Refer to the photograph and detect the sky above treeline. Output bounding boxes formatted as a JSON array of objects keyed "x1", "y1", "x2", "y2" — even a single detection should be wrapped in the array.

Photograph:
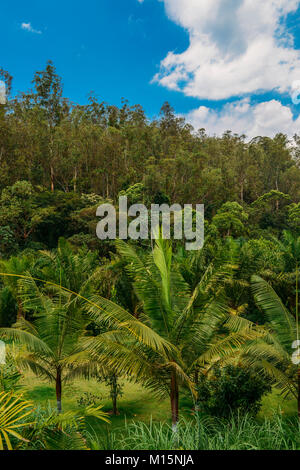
[{"x1": 2, "y1": 0, "x2": 300, "y2": 138}]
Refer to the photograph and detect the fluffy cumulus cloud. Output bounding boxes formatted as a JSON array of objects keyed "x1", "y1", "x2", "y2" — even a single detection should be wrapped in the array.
[
  {"x1": 21, "y1": 22, "x2": 42, "y2": 34},
  {"x1": 154, "y1": 0, "x2": 300, "y2": 100},
  {"x1": 185, "y1": 99, "x2": 300, "y2": 138},
  {"x1": 150, "y1": 0, "x2": 300, "y2": 136}
]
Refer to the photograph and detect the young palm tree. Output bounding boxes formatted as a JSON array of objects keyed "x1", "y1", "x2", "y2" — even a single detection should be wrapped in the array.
[
  {"x1": 244, "y1": 275, "x2": 300, "y2": 417},
  {"x1": 279, "y1": 232, "x2": 300, "y2": 338},
  {"x1": 0, "y1": 277, "x2": 88, "y2": 412},
  {"x1": 36, "y1": 237, "x2": 99, "y2": 295},
  {"x1": 0, "y1": 240, "x2": 100, "y2": 412},
  {"x1": 0, "y1": 253, "x2": 37, "y2": 319}
]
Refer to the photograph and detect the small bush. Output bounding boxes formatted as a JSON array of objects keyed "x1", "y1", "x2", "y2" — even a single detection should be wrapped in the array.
[
  {"x1": 196, "y1": 365, "x2": 272, "y2": 418},
  {"x1": 77, "y1": 392, "x2": 104, "y2": 407}
]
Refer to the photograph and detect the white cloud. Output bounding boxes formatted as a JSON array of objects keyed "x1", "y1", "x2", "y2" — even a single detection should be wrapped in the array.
[
  {"x1": 21, "y1": 22, "x2": 42, "y2": 34},
  {"x1": 185, "y1": 99, "x2": 300, "y2": 138},
  {"x1": 154, "y1": 0, "x2": 300, "y2": 100}
]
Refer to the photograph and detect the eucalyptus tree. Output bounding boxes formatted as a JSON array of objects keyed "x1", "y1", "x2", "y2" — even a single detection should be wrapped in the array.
[{"x1": 32, "y1": 61, "x2": 69, "y2": 191}]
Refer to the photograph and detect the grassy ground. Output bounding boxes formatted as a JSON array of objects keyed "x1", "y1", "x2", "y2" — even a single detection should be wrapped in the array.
[
  {"x1": 21, "y1": 371, "x2": 297, "y2": 432},
  {"x1": 258, "y1": 388, "x2": 297, "y2": 419},
  {"x1": 21, "y1": 372, "x2": 172, "y2": 428}
]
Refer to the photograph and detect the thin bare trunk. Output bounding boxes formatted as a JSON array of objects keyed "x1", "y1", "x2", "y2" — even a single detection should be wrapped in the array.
[
  {"x1": 73, "y1": 166, "x2": 77, "y2": 192},
  {"x1": 50, "y1": 165, "x2": 54, "y2": 192},
  {"x1": 240, "y1": 182, "x2": 244, "y2": 203}
]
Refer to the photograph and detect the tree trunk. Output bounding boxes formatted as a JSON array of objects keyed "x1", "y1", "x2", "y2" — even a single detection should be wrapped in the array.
[
  {"x1": 50, "y1": 165, "x2": 55, "y2": 192},
  {"x1": 73, "y1": 166, "x2": 77, "y2": 192},
  {"x1": 240, "y1": 182, "x2": 244, "y2": 203},
  {"x1": 112, "y1": 393, "x2": 117, "y2": 416},
  {"x1": 170, "y1": 369, "x2": 179, "y2": 428},
  {"x1": 111, "y1": 373, "x2": 118, "y2": 415},
  {"x1": 17, "y1": 300, "x2": 24, "y2": 319},
  {"x1": 56, "y1": 367, "x2": 62, "y2": 413}
]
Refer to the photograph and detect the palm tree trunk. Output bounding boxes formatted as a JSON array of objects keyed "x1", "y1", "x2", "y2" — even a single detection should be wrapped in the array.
[
  {"x1": 111, "y1": 373, "x2": 118, "y2": 416},
  {"x1": 170, "y1": 369, "x2": 179, "y2": 429},
  {"x1": 112, "y1": 394, "x2": 118, "y2": 416},
  {"x1": 56, "y1": 367, "x2": 62, "y2": 413},
  {"x1": 17, "y1": 300, "x2": 24, "y2": 319}
]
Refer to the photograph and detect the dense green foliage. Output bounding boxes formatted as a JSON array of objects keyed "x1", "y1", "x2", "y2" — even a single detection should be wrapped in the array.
[{"x1": 0, "y1": 62, "x2": 299, "y2": 450}]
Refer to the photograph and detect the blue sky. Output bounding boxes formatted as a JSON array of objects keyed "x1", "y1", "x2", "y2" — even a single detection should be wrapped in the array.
[{"x1": 2, "y1": 0, "x2": 300, "y2": 137}]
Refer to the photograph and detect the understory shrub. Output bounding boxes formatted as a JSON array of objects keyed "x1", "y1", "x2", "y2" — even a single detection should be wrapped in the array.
[{"x1": 196, "y1": 365, "x2": 272, "y2": 418}]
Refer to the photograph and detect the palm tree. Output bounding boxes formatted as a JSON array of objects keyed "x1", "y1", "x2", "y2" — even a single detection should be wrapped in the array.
[
  {"x1": 0, "y1": 240, "x2": 100, "y2": 412},
  {"x1": 0, "y1": 253, "x2": 37, "y2": 319},
  {"x1": 245, "y1": 275, "x2": 300, "y2": 417},
  {"x1": 278, "y1": 231, "x2": 300, "y2": 337},
  {"x1": 0, "y1": 277, "x2": 88, "y2": 412},
  {"x1": 83, "y1": 238, "x2": 259, "y2": 426},
  {"x1": 36, "y1": 238, "x2": 99, "y2": 295}
]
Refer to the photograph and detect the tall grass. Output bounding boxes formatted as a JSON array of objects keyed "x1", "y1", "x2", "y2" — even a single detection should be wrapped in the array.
[{"x1": 106, "y1": 413, "x2": 300, "y2": 450}]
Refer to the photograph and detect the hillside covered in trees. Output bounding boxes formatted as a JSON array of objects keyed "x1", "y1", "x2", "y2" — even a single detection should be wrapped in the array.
[
  {"x1": 0, "y1": 62, "x2": 300, "y2": 451},
  {"x1": 0, "y1": 62, "x2": 299, "y2": 257}
]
